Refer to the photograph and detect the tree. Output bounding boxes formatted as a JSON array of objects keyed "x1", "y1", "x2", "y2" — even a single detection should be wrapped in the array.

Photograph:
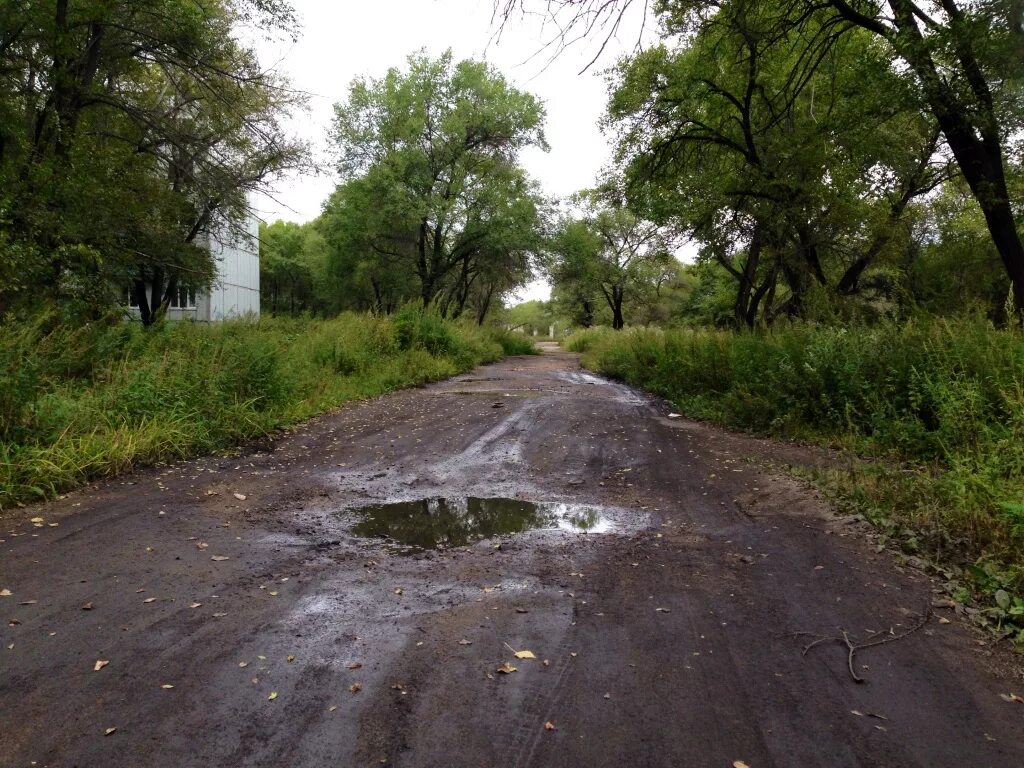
[
  {"x1": 605, "y1": 4, "x2": 951, "y2": 326},
  {"x1": 330, "y1": 50, "x2": 546, "y2": 312},
  {"x1": 549, "y1": 196, "x2": 674, "y2": 329},
  {"x1": 0, "y1": 0, "x2": 306, "y2": 321},
  {"x1": 259, "y1": 220, "x2": 328, "y2": 315},
  {"x1": 497, "y1": 0, "x2": 1024, "y2": 316}
]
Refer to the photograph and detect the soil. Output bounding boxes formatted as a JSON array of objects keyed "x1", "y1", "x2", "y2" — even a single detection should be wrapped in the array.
[{"x1": 2, "y1": 344, "x2": 1023, "y2": 767}]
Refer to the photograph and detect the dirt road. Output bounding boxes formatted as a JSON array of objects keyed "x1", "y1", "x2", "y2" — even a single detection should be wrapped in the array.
[{"x1": 2, "y1": 345, "x2": 1022, "y2": 767}]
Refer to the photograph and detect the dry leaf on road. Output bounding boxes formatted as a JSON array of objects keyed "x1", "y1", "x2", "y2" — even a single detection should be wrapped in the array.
[{"x1": 94, "y1": 660, "x2": 109, "y2": 672}]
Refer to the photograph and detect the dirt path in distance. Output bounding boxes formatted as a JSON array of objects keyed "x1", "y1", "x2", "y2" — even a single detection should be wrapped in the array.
[{"x1": 2, "y1": 344, "x2": 1022, "y2": 767}]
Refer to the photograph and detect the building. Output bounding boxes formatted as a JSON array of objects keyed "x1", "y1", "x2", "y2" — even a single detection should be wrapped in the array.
[{"x1": 130, "y1": 210, "x2": 261, "y2": 321}]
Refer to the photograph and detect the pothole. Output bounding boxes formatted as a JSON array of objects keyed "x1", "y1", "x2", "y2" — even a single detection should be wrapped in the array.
[{"x1": 344, "y1": 497, "x2": 619, "y2": 554}]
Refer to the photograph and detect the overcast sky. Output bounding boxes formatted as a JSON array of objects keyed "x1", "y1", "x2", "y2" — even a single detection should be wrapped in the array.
[{"x1": 246, "y1": 0, "x2": 653, "y2": 302}]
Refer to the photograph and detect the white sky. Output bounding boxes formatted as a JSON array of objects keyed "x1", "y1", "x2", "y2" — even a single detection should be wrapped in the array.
[{"x1": 247, "y1": 0, "x2": 653, "y2": 302}]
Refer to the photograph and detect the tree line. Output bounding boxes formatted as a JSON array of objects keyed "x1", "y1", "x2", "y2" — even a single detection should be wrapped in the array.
[
  {"x1": 2, "y1": 1, "x2": 1020, "y2": 331},
  {"x1": 499, "y1": 0, "x2": 1024, "y2": 328}
]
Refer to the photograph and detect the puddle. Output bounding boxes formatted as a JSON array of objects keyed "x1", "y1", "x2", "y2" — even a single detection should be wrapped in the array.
[{"x1": 347, "y1": 497, "x2": 614, "y2": 553}]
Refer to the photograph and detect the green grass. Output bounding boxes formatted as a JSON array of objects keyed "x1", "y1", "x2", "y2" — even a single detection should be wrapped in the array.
[
  {"x1": 567, "y1": 319, "x2": 1024, "y2": 634},
  {"x1": 0, "y1": 308, "x2": 534, "y2": 510}
]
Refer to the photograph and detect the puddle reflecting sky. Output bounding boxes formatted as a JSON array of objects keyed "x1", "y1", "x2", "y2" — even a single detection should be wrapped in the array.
[{"x1": 347, "y1": 497, "x2": 612, "y2": 553}]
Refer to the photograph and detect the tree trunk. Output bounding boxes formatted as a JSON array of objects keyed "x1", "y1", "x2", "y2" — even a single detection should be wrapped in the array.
[
  {"x1": 580, "y1": 299, "x2": 594, "y2": 328},
  {"x1": 611, "y1": 285, "x2": 625, "y2": 330},
  {"x1": 879, "y1": 0, "x2": 1024, "y2": 316}
]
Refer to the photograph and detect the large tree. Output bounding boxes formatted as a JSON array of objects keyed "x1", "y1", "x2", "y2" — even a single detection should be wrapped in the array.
[
  {"x1": 549, "y1": 196, "x2": 674, "y2": 329},
  {"x1": 607, "y1": 7, "x2": 951, "y2": 325},
  {"x1": 330, "y1": 50, "x2": 547, "y2": 313},
  {"x1": 0, "y1": 0, "x2": 306, "y2": 320},
  {"x1": 497, "y1": 0, "x2": 1024, "y2": 315}
]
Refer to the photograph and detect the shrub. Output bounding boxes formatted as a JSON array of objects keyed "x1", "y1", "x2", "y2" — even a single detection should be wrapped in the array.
[
  {"x1": 574, "y1": 319, "x2": 1024, "y2": 584},
  {"x1": 0, "y1": 310, "x2": 509, "y2": 509}
]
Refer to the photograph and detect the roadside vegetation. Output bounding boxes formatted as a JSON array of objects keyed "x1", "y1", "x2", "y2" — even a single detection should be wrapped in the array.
[
  {"x1": 567, "y1": 321, "x2": 1024, "y2": 637},
  {"x1": 0, "y1": 309, "x2": 533, "y2": 510},
  {"x1": 2, "y1": 0, "x2": 1022, "y2": 637}
]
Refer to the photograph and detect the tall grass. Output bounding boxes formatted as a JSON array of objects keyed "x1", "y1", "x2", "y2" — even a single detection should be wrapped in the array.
[
  {"x1": 0, "y1": 308, "x2": 533, "y2": 509},
  {"x1": 568, "y1": 320, "x2": 1024, "y2": 622}
]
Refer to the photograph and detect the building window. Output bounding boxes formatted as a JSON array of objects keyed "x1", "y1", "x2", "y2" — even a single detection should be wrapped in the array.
[{"x1": 169, "y1": 286, "x2": 197, "y2": 309}]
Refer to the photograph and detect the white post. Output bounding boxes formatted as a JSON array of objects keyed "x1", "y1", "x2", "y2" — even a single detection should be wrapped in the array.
[
  {"x1": 549, "y1": 325, "x2": 555, "y2": 338},
  {"x1": 533, "y1": 328, "x2": 538, "y2": 337}
]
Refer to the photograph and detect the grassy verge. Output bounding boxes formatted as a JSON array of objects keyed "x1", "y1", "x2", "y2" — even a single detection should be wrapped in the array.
[
  {"x1": 567, "y1": 320, "x2": 1024, "y2": 638},
  {"x1": 0, "y1": 308, "x2": 534, "y2": 509}
]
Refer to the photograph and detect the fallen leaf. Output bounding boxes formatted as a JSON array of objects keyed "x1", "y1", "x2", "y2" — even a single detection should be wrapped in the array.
[
  {"x1": 82, "y1": 602, "x2": 93, "y2": 610},
  {"x1": 287, "y1": 655, "x2": 295, "y2": 662},
  {"x1": 733, "y1": 762, "x2": 750, "y2": 768},
  {"x1": 161, "y1": 684, "x2": 174, "y2": 689},
  {"x1": 189, "y1": 602, "x2": 202, "y2": 609},
  {"x1": 233, "y1": 493, "x2": 247, "y2": 501},
  {"x1": 1000, "y1": 693, "x2": 1024, "y2": 704},
  {"x1": 938, "y1": 617, "x2": 951, "y2": 625},
  {"x1": 19, "y1": 600, "x2": 37, "y2": 606},
  {"x1": 496, "y1": 663, "x2": 518, "y2": 674},
  {"x1": 347, "y1": 662, "x2": 362, "y2": 670},
  {"x1": 104, "y1": 727, "x2": 117, "y2": 736},
  {"x1": 213, "y1": 612, "x2": 227, "y2": 618},
  {"x1": 394, "y1": 587, "x2": 403, "y2": 595},
  {"x1": 196, "y1": 542, "x2": 209, "y2": 550},
  {"x1": 94, "y1": 660, "x2": 109, "y2": 672},
  {"x1": 458, "y1": 639, "x2": 473, "y2": 646},
  {"x1": 239, "y1": 661, "x2": 249, "y2": 668},
  {"x1": 30, "y1": 517, "x2": 44, "y2": 524},
  {"x1": 0, "y1": 589, "x2": 11, "y2": 597},
  {"x1": 514, "y1": 650, "x2": 536, "y2": 660},
  {"x1": 349, "y1": 682, "x2": 363, "y2": 693},
  {"x1": 544, "y1": 721, "x2": 556, "y2": 731},
  {"x1": 655, "y1": 607, "x2": 670, "y2": 613},
  {"x1": 851, "y1": 710, "x2": 864, "y2": 717},
  {"x1": 514, "y1": 607, "x2": 529, "y2": 613},
  {"x1": 269, "y1": 591, "x2": 279, "y2": 596},
  {"x1": 211, "y1": 555, "x2": 230, "y2": 562},
  {"x1": 143, "y1": 598, "x2": 157, "y2": 604},
  {"x1": 329, "y1": 705, "x2": 338, "y2": 712},
  {"x1": 268, "y1": 691, "x2": 278, "y2": 701}
]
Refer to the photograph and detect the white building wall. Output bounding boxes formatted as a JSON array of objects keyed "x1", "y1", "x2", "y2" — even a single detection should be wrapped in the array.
[{"x1": 196, "y1": 211, "x2": 261, "y2": 322}]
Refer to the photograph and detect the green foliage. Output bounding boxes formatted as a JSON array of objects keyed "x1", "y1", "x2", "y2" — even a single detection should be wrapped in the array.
[
  {"x1": 547, "y1": 195, "x2": 675, "y2": 329},
  {"x1": 0, "y1": 311, "x2": 508, "y2": 509},
  {"x1": 0, "y1": 0, "x2": 306, "y2": 318},
  {"x1": 260, "y1": 220, "x2": 330, "y2": 315},
  {"x1": 328, "y1": 50, "x2": 546, "y2": 318},
  {"x1": 571, "y1": 319, "x2": 1024, "y2": 585}
]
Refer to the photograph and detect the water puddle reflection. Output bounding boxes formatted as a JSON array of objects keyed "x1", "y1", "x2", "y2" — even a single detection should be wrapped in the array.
[{"x1": 346, "y1": 497, "x2": 613, "y2": 553}]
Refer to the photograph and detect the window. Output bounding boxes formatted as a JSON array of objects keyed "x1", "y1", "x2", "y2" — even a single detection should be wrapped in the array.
[{"x1": 169, "y1": 286, "x2": 197, "y2": 309}]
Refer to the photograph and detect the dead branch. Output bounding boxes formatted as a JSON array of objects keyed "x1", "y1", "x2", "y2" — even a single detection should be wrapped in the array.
[{"x1": 789, "y1": 605, "x2": 933, "y2": 683}]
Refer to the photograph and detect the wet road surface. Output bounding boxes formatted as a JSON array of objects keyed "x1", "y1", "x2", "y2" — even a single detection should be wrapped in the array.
[{"x1": 2, "y1": 345, "x2": 1023, "y2": 767}]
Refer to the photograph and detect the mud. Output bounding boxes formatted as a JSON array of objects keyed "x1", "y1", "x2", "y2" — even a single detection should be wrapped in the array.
[{"x1": 1, "y1": 345, "x2": 1022, "y2": 767}]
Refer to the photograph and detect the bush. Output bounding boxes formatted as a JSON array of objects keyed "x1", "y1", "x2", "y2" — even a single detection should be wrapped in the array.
[
  {"x1": 573, "y1": 319, "x2": 1024, "y2": 587},
  {"x1": 0, "y1": 311, "x2": 509, "y2": 508}
]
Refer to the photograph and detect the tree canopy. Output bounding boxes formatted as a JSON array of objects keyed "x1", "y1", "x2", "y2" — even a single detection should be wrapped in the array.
[
  {"x1": 326, "y1": 50, "x2": 547, "y2": 321},
  {"x1": 0, "y1": 0, "x2": 306, "y2": 321}
]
